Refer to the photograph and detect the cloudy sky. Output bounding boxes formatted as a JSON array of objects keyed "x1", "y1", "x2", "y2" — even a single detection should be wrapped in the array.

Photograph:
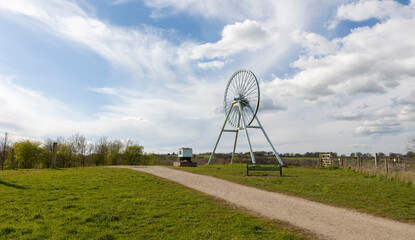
[{"x1": 1, "y1": 0, "x2": 415, "y2": 155}]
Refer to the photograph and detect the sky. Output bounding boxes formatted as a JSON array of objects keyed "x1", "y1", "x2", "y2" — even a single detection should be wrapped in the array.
[{"x1": 1, "y1": 0, "x2": 415, "y2": 155}]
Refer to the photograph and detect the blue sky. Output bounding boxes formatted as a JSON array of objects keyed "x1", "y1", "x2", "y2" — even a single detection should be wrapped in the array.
[{"x1": 1, "y1": 0, "x2": 415, "y2": 155}]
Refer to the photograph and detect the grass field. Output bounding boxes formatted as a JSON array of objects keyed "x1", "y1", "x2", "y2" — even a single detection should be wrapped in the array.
[
  {"x1": 177, "y1": 164, "x2": 415, "y2": 223},
  {"x1": 0, "y1": 167, "x2": 309, "y2": 240}
]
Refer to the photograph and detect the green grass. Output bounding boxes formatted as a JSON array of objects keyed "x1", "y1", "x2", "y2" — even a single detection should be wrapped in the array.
[
  {"x1": 0, "y1": 167, "x2": 308, "y2": 240},
  {"x1": 176, "y1": 164, "x2": 415, "y2": 223},
  {"x1": 280, "y1": 157, "x2": 318, "y2": 161}
]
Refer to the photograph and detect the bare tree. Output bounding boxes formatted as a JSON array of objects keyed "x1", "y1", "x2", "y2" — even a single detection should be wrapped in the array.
[
  {"x1": 94, "y1": 136, "x2": 109, "y2": 166},
  {"x1": 0, "y1": 132, "x2": 10, "y2": 170},
  {"x1": 69, "y1": 133, "x2": 87, "y2": 167},
  {"x1": 406, "y1": 136, "x2": 415, "y2": 153}
]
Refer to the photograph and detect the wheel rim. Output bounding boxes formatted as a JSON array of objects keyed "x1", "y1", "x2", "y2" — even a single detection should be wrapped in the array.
[{"x1": 224, "y1": 69, "x2": 260, "y2": 129}]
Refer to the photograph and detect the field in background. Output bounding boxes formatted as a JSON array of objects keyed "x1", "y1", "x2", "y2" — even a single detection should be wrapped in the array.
[
  {"x1": 176, "y1": 164, "x2": 415, "y2": 223},
  {"x1": 155, "y1": 154, "x2": 319, "y2": 166},
  {"x1": 0, "y1": 167, "x2": 308, "y2": 239},
  {"x1": 156, "y1": 153, "x2": 415, "y2": 184}
]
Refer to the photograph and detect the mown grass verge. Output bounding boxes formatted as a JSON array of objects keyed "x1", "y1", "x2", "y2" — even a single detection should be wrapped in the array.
[
  {"x1": 176, "y1": 164, "x2": 415, "y2": 223},
  {"x1": 0, "y1": 167, "x2": 309, "y2": 239}
]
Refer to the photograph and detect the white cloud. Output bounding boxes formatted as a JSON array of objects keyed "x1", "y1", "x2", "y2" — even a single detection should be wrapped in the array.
[
  {"x1": 355, "y1": 119, "x2": 402, "y2": 137},
  {"x1": 270, "y1": 2, "x2": 415, "y2": 105},
  {"x1": 331, "y1": 0, "x2": 414, "y2": 27},
  {"x1": 122, "y1": 116, "x2": 147, "y2": 121},
  {"x1": 330, "y1": 111, "x2": 366, "y2": 121},
  {"x1": 197, "y1": 60, "x2": 227, "y2": 69},
  {"x1": 0, "y1": 0, "x2": 185, "y2": 85},
  {"x1": 293, "y1": 31, "x2": 340, "y2": 56},
  {"x1": 111, "y1": 0, "x2": 136, "y2": 5},
  {"x1": 89, "y1": 87, "x2": 120, "y2": 96},
  {"x1": 190, "y1": 20, "x2": 277, "y2": 61},
  {"x1": 144, "y1": 0, "x2": 346, "y2": 31},
  {"x1": 0, "y1": 76, "x2": 76, "y2": 137},
  {"x1": 347, "y1": 144, "x2": 371, "y2": 149}
]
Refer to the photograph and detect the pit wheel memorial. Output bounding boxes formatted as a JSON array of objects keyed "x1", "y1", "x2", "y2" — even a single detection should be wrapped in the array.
[{"x1": 208, "y1": 69, "x2": 284, "y2": 167}]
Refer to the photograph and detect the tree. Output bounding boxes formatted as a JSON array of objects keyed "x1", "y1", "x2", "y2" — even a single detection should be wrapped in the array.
[
  {"x1": 0, "y1": 132, "x2": 10, "y2": 170},
  {"x1": 93, "y1": 136, "x2": 108, "y2": 166},
  {"x1": 70, "y1": 133, "x2": 87, "y2": 166},
  {"x1": 389, "y1": 152, "x2": 398, "y2": 159},
  {"x1": 407, "y1": 136, "x2": 415, "y2": 154},
  {"x1": 13, "y1": 140, "x2": 42, "y2": 169},
  {"x1": 45, "y1": 138, "x2": 73, "y2": 168},
  {"x1": 407, "y1": 151, "x2": 415, "y2": 158},
  {"x1": 107, "y1": 140, "x2": 123, "y2": 165},
  {"x1": 56, "y1": 143, "x2": 73, "y2": 168},
  {"x1": 122, "y1": 144, "x2": 145, "y2": 165}
]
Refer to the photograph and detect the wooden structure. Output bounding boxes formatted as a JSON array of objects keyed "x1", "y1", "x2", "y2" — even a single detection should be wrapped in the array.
[{"x1": 319, "y1": 153, "x2": 333, "y2": 167}]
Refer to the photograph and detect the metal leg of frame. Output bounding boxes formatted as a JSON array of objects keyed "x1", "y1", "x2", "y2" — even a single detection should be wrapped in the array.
[
  {"x1": 248, "y1": 105, "x2": 284, "y2": 166},
  {"x1": 208, "y1": 107, "x2": 233, "y2": 165},
  {"x1": 230, "y1": 113, "x2": 241, "y2": 164},
  {"x1": 238, "y1": 101, "x2": 256, "y2": 164}
]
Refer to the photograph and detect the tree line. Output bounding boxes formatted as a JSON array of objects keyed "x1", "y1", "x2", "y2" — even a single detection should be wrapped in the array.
[{"x1": 0, "y1": 132, "x2": 154, "y2": 170}]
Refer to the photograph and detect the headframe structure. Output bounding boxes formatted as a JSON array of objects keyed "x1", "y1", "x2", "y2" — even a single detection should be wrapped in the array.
[{"x1": 208, "y1": 69, "x2": 284, "y2": 165}]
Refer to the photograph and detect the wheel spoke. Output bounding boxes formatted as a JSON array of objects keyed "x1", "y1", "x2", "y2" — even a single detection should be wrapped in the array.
[{"x1": 224, "y1": 69, "x2": 259, "y2": 129}]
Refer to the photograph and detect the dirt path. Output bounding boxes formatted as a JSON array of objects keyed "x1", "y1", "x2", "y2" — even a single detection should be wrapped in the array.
[{"x1": 115, "y1": 166, "x2": 415, "y2": 240}]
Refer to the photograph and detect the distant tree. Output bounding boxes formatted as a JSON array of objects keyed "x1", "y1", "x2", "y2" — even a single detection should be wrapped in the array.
[
  {"x1": 143, "y1": 153, "x2": 155, "y2": 165},
  {"x1": 0, "y1": 132, "x2": 10, "y2": 170},
  {"x1": 56, "y1": 143, "x2": 73, "y2": 168},
  {"x1": 13, "y1": 140, "x2": 42, "y2": 169},
  {"x1": 407, "y1": 151, "x2": 415, "y2": 158},
  {"x1": 406, "y1": 136, "x2": 415, "y2": 153},
  {"x1": 107, "y1": 140, "x2": 123, "y2": 165},
  {"x1": 362, "y1": 153, "x2": 372, "y2": 159},
  {"x1": 350, "y1": 153, "x2": 355, "y2": 158},
  {"x1": 389, "y1": 152, "x2": 398, "y2": 159},
  {"x1": 93, "y1": 136, "x2": 108, "y2": 166},
  {"x1": 378, "y1": 152, "x2": 385, "y2": 157},
  {"x1": 69, "y1": 133, "x2": 87, "y2": 167},
  {"x1": 122, "y1": 144, "x2": 145, "y2": 165}
]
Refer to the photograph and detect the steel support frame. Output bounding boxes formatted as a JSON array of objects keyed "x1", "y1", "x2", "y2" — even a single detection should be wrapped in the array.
[
  {"x1": 208, "y1": 102, "x2": 283, "y2": 166},
  {"x1": 208, "y1": 107, "x2": 234, "y2": 164},
  {"x1": 248, "y1": 105, "x2": 284, "y2": 165}
]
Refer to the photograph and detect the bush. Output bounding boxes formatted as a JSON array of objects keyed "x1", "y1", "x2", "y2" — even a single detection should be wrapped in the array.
[
  {"x1": 12, "y1": 141, "x2": 43, "y2": 169},
  {"x1": 122, "y1": 145, "x2": 148, "y2": 165}
]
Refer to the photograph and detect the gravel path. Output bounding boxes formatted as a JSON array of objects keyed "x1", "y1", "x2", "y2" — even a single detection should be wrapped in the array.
[{"x1": 115, "y1": 166, "x2": 415, "y2": 240}]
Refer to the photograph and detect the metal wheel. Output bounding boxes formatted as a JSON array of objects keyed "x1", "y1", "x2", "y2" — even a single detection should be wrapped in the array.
[{"x1": 224, "y1": 69, "x2": 260, "y2": 129}]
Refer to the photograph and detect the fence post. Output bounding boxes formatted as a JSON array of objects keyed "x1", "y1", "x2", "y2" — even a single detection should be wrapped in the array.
[
  {"x1": 385, "y1": 157, "x2": 388, "y2": 174},
  {"x1": 52, "y1": 142, "x2": 57, "y2": 168},
  {"x1": 374, "y1": 153, "x2": 378, "y2": 170},
  {"x1": 11, "y1": 148, "x2": 15, "y2": 169}
]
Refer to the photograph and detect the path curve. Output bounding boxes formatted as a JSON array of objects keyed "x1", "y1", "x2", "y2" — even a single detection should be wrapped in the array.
[{"x1": 114, "y1": 166, "x2": 415, "y2": 240}]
